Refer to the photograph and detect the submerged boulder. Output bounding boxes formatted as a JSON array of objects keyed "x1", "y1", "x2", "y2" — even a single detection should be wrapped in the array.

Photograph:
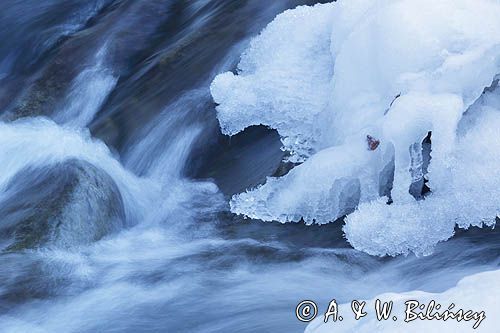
[{"x1": 0, "y1": 159, "x2": 125, "y2": 251}]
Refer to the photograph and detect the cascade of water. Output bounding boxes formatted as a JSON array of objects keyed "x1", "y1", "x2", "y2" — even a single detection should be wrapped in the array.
[{"x1": 0, "y1": 1, "x2": 498, "y2": 333}]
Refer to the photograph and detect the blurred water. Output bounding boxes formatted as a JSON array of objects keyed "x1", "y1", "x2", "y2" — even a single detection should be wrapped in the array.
[
  {"x1": 0, "y1": 1, "x2": 498, "y2": 333},
  {"x1": 54, "y1": 43, "x2": 117, "y2": 127}
]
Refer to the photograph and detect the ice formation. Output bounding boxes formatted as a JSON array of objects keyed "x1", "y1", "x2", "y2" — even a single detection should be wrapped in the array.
[
  {"x1": 210, "y1": 0, "x2": 500, "y2": 256},
  {"x1": 305, "y1": 269, "x2": 500, "y2": 332},
  {"x1": 210, "y1": 4, "x2": 335, "y2": 162}
]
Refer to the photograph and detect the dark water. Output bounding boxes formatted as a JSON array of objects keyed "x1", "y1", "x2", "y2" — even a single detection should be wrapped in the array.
[{"x1": 0, "y1": 1, "x2": 498, "y2": 332}]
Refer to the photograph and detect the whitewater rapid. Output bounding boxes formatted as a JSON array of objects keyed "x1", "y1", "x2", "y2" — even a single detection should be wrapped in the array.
[{"x1": 0, "y1": 1, "x2": 498, "y2": 333}]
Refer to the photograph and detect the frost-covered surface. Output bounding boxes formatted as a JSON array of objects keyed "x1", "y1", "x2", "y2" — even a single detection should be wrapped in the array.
[
  {"x1": 305, "y1": 269, "x2": 500, "y2": 333},
  {"x1": 346, "y1": 102, "x2": 500, "y2": 256},
  {"x1": 211, "y1": 3, "x2": 335, "y2": 162},
  {"x1": 211, "y1": 0, "x2": 500, "y2": 256}
]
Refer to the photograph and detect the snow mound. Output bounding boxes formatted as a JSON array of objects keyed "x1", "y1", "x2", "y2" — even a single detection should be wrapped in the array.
[
  {"x1": 306, "y1": 270, "x2": 500, "y2": 332},
  {"x1": 211, "y1": 0, "x2": 500, "y2": 256}
]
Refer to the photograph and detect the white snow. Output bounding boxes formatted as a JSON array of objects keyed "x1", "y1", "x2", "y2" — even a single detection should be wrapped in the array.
[
  {"x1": 306, "y1": 269, "x2": 500, "y2": 332},
  {"x1": 210, "y1": 0, "x2": 500, "y2": 255}
]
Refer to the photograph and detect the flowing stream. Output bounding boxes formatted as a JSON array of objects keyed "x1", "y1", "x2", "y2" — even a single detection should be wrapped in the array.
[{"x1": 0, "y1": 1, "x2": 498, "y2": 332}]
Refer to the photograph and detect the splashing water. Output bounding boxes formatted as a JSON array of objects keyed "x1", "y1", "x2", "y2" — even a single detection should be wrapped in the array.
[{"x1": 0, "y1": 1, "x2": 498, "y2": 333}]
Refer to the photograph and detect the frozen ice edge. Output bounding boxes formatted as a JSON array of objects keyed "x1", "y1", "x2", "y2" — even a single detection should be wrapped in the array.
[{"x1": 211, "y1": 0, "x2": 500, "y2": 256}]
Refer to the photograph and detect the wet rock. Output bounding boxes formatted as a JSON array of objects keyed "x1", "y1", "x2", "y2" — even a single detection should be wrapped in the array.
[
  {"x1": 272, "y1": 160, "x2": 299, "y2": 178},
  {"x1": 5, "y1": 0, "x2": 168, "y2": 121},
  {"x1": 0, "y1": 159, "x2": 125, "y2": 251},
  {"x1": 0, "y1": 0, "x2": 114, "y2": 114},
  {"x1": 6, "y1": 27, "x2": 105, "y2": 120}
]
